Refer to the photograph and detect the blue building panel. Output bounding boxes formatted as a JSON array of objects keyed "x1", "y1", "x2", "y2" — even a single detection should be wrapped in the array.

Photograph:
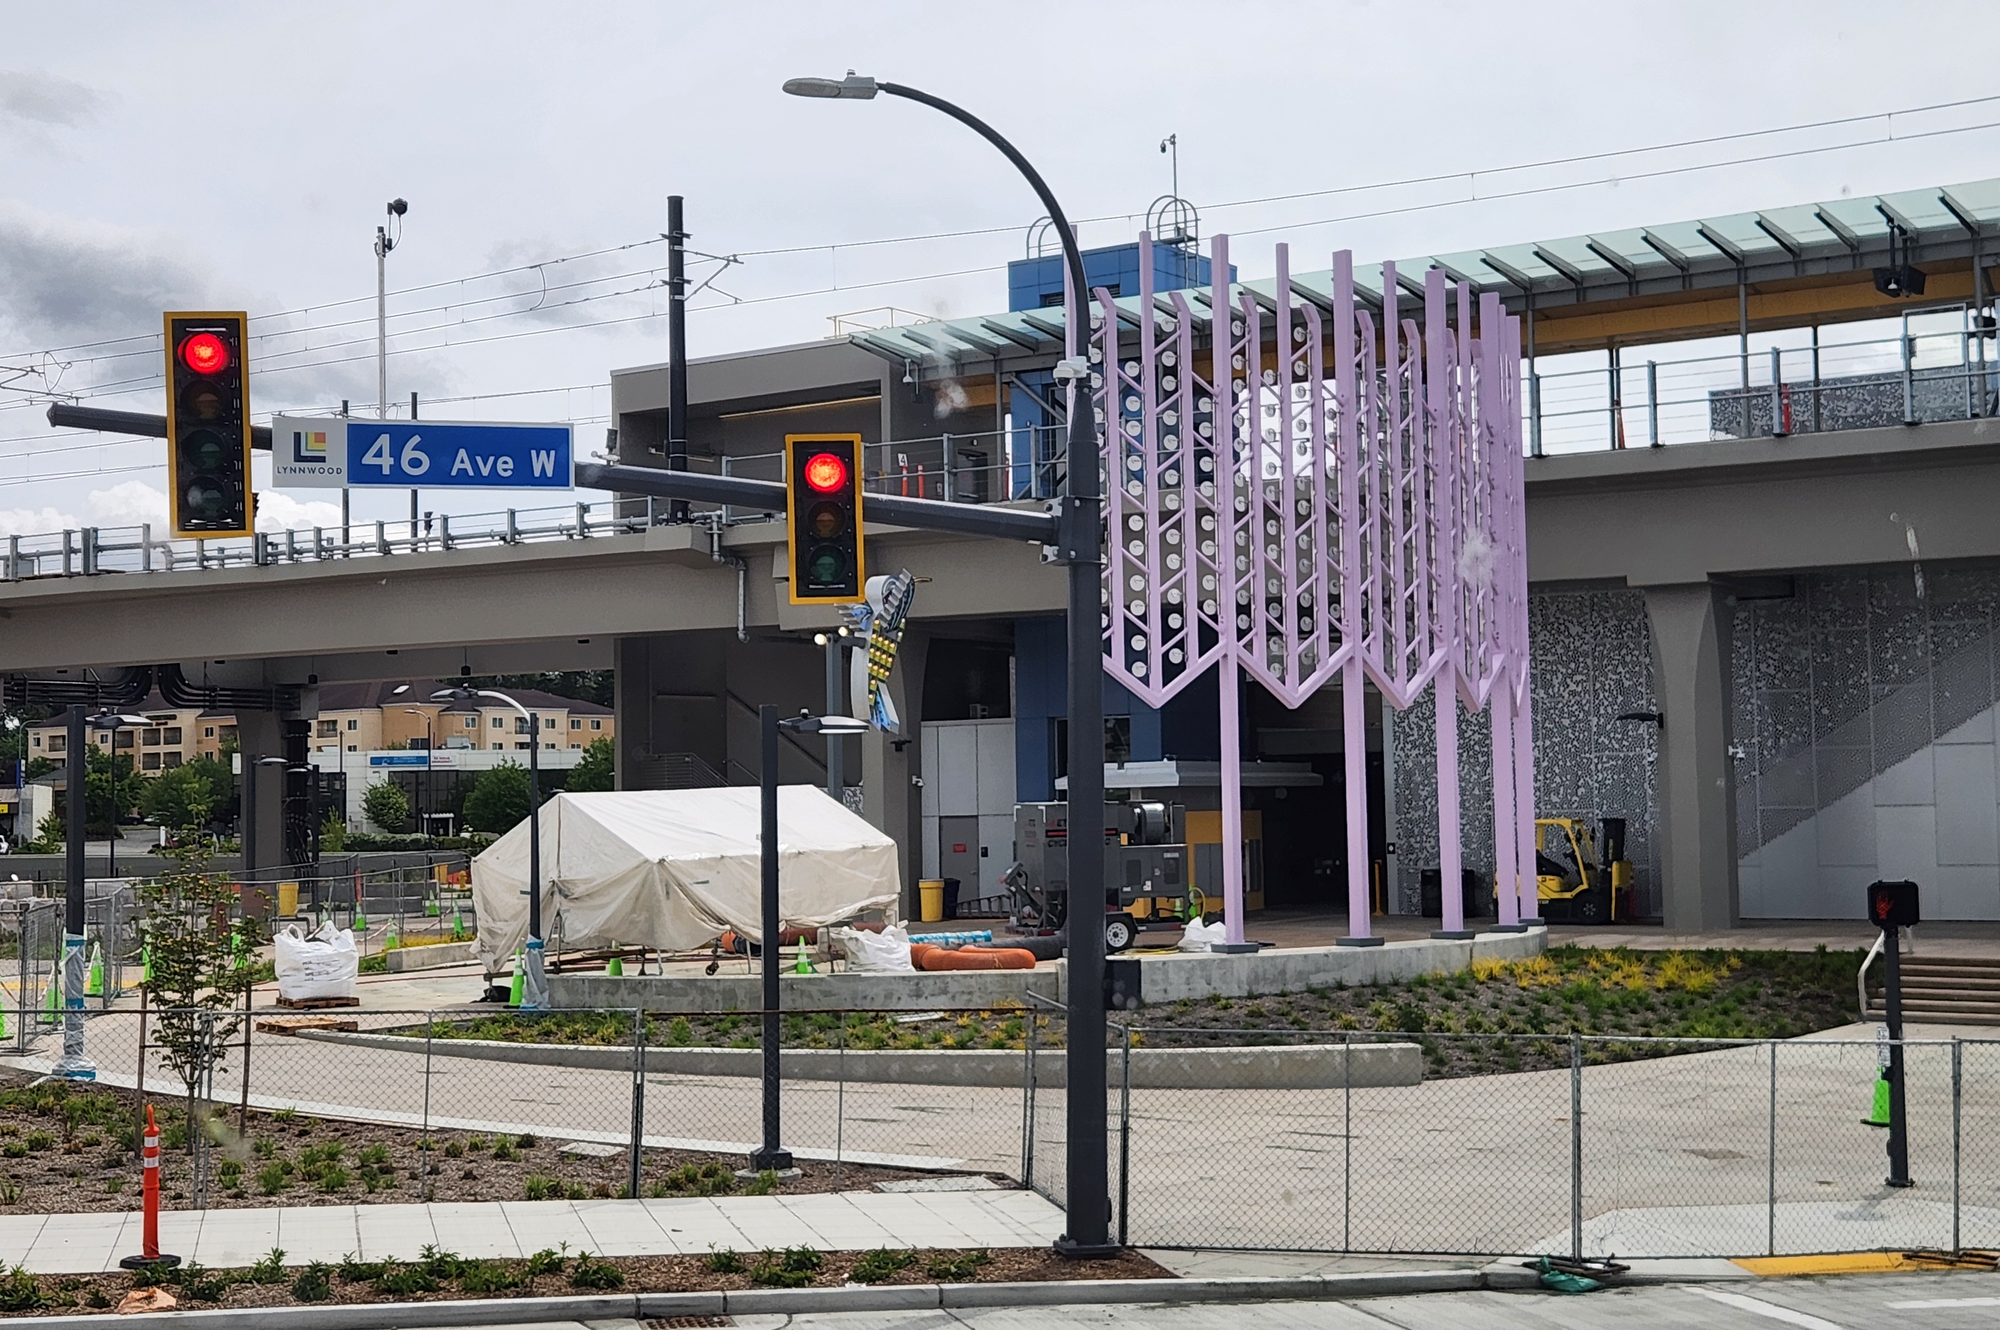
[{"x1": 1006, "y1": 241, "x2": 1216, "y2": 312}]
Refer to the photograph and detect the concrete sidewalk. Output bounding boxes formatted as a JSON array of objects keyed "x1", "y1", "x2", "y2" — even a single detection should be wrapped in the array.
[{"x1": 0, "y1": 1189, "x2": 1067, "y2": 1275}]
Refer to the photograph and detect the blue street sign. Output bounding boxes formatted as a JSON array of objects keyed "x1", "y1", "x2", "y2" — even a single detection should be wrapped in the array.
[{"x1": 270, "y1": 416, "x2": 572, "y2": 490}]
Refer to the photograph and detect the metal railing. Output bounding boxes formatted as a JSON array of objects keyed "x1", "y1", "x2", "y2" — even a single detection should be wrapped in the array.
[{"x1": 1529, "y1": 322, "x2": 1999, "y2": 455}]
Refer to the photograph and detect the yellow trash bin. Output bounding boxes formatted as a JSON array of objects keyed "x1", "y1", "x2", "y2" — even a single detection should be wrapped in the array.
[
  {"x1": 278, "y1": 881, "x2": 300, "y2": 917},
  {"x1": 918, "y1": 879, "x2": 945, "y2": 923}
]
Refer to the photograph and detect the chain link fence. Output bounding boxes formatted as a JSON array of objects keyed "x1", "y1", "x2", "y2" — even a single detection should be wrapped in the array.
[{"x1": 4, "y1": 1002, "x2": 1998, "y2": 1259}]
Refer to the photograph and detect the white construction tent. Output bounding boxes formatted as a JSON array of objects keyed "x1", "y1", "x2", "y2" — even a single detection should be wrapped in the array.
[{"x1": 470, "y1": 787, "x2": 901, "y2": 973}]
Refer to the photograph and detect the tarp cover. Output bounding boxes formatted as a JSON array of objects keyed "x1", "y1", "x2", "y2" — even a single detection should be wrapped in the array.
[{"x1": 471, "y1": 787, "x2": 900, "y2": 973}]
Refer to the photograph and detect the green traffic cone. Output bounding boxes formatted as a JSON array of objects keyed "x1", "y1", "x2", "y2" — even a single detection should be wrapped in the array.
[
  {"x1": 84, "y1": 943, "x2": 103, "y2": 998},
  {"x1": 606, "y1": 953, "x2": 624, "y2": 977},
  {"x1": 141, "y1": 945, "x2": 152, "y2": 983},
  {"x1": 0, "y1": 1007, "x2": 8, "y2": 1040},
  {"x1": 39, "y1": 975, "x2": 58, "y2": 1025},
  {"x1": 1863, "y1": 1068, "x2": 1892, "y2": 1127},
  {"x1": 794, "y1": 947, "x2": 815, "y2": 975},
  {"x1": 427, "y1": 895, "x2": 440, "y2": 917},
  {"x1": 508, "y1": 950, "x2": 525, "y2": 1007},
  {"x1": 354, "y1": 907, "x2": 368, "y2": 931},
  {"x1": 385, "y1": 920, "x2": 401, "y2": 952},
  {"x1": 451, "y1": 907, "x2": 467, "y2": 941}
]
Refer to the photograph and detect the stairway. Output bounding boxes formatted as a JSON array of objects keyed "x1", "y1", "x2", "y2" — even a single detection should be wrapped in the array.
[{"x1": 1866, "y1": 957, "x2": 2000, "y2": 1026}]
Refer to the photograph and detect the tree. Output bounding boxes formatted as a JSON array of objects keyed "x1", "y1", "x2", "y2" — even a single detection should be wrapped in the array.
[
  {"x1": 565, "y1": 735, "x2": 615, "y2": 793},
  {"x1": 137, "y1": 847, "x2": 262, "y2": 1179},
  {"x1": 462, "y1": 761, "x2": 533, "y2": 834},
  {"x1": 22, "y1": 756, "x2": 56, "y2": 782},
  {"x1": 180, "y1": 755, "x2": 235, "y2": 823},
  {"x1": 361, "y1": 780, "x2": 410, "y2": 833},
  {"x1": 138, "y1": 765, "x2": 216, "y2": 834},
  {"x1": 21, "y1": 811, "x2": 62, "y2": 853},
  {"x1": 85, "y1": 746, "x2": 146, "y2": 837}
]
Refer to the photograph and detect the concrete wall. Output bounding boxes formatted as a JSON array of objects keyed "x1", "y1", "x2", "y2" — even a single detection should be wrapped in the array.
[
  {"x1": 1130, "y1": 927, "x2": 1546, "y2": 1005},
  {"x1": 549, "y1": 966, "x2": 1058, "y2": 1012}
]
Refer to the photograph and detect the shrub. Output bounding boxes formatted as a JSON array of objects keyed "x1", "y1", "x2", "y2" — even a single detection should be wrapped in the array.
[
  {"x1": 522, "y1": 1247, "x2": 567, "y2": 1279},
  {"x1": 375, "y1": 1263, "x2": 439, "y2": 1296},
  {"x1": 748, "y1": 1247, "x2": 822, "y2": 1288},
  {"x1": 175, "y1": 1261, "x2": 230, "y2": 1303},
  {"x1": 514, "y1": 1133, "x2": 538, "y2": 1148},
  {"x1": 741, "y1": 1168, "x2": 778, "y2": 1196},
  {"x1": 337, "y1": 1253, "x2": 386, "y2": 1283},
  {"x1": 292, "y1": 1263, "x2": 332, "y2": 1302},
  {"x1": 926, "y1": 1249, "x2": 991, "y2": 1281},
  {"x1": 458, "y1": 1260, "x2": 528, "y2": 1295},
  {"x1": 0, "y1": 1266, "x2": 42, "y2": 1312},
  {"x1": 703, "y1": 1248, "x2": 743, "y2": 1275},
  {"x1": 850, "y1": 1248, "x2": 914, "y2": 1283},
  {"x1": 245, "y1": 1248, "x2": 286, "y2": 1285},
  {"x1": 568, "y1": 1256, "x2": 624, "y2": 1290},
  {"x1": 318, "y1": 1165, "x2": 349, "y2": 1192},
  {"x1": 522, "y1": 1174, "x2": 560, "y2": 1201}
]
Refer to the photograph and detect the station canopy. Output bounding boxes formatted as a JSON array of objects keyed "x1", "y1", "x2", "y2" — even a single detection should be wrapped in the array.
[{"x1": 470, "y1": 787, "x2": 901, "y2": 972}]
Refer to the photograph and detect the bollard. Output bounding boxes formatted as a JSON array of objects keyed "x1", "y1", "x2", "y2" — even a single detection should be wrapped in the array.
[{"x1": 118, "y1": 1104, "x2": 181, "y2": 1269}]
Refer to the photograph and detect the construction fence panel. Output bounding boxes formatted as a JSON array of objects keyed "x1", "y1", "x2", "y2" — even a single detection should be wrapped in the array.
[{"x1": 1956, "y1": 1039, "x2": 2000, "y2": 1252}]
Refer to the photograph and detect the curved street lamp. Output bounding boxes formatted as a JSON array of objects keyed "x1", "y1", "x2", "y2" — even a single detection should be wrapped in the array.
[
  {"x1": 781, "y1": 72, "x2": 1112, "y2": 1256},
  {"x1": 435, "y1": 687, "x2": 545, "y2": 1008}
]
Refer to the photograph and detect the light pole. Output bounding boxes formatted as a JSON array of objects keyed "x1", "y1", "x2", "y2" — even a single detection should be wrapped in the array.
[
  {"x1": 375, "y1": 197, "x2": 413, "y2": 534},
  {"x1": 435, "y1": 687, "x2": 545, "y2": 1007},
  {"x1": 783, "y1": 72, "x2": 1113, "y2": 1256},
  {"x1": 757, "y1": 706, "x2": 869, "y2": 1173},
  {"x1": 83, "y1": 713, "x2": 149, "y2": 882},
  {"x1": 240, "y1": 754, "x2": 290, "y2": 923},
  {"x1": 403, "y1": 708, "x2": 435, "y2": 846},
  {"x1": 54, "y1": 705, "x2": 92, "y2": 1079},
  {"x1": 811, "y1": 627, "x2": 852, "y2": 802}
]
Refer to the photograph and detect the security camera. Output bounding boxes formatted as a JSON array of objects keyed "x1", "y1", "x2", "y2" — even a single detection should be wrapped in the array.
[{"x1": 387, "y1": 198, "x2": 408, "y2": 217}]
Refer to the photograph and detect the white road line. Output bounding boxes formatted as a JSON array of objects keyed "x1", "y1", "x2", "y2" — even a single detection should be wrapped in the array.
[
  {"x1": 1886, "y1": 1296, "x2": 2000, "y2": 1309},
  {"x1": 1689, "y1": 1285, "x2": 1848, "y2": 1330}
]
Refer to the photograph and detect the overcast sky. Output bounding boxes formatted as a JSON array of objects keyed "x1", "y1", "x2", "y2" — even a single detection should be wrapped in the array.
[{"x1": 2, "y1": 0, "x2": 1997, "y2": 535}]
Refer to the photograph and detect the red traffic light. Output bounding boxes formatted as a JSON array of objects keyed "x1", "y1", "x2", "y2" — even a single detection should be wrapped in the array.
[
  {"x1": 803, "y1": 452, "x2": 847, "y2": 493},
  {"x1": 180, "y1": 332, "x2": 230, "y2": 376}
]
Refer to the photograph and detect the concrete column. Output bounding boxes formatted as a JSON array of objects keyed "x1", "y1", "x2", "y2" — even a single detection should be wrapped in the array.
[
  {"x1": 235, "y1": 709, "x2": 286, "y2": 924},
  {"x1": 1643, "y1": 582, "x2": 1739, "y2": 931}
]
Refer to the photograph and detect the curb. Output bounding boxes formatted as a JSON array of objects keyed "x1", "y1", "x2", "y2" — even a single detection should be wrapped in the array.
[{"x1": 0, "y1": 1269, "x2": 1552, "y2": 1328}]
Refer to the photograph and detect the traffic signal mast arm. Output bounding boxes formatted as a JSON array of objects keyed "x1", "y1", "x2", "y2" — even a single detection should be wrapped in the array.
[
  {"x1": 47, "y1": 403, "x2": 274, "y2": 451},
  {"x1": 575, "y1": 461, "x2": 1059, "y2": 545}
]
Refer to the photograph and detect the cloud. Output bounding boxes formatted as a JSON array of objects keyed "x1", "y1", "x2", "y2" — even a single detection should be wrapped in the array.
[
  {"x1": 0, "y1": 505, "x2": 80, "y2": 537},
  {"x1": 252, "y1": 490, "x2": 343, "y2": 533},
  {"x1": 85, "y1": 479, "x2": 167, "y2": 528},
  {"x1": 70, "y1": 480, "x2": 341, "y2": 536},
  {"x1": 0, "y1": 70, "x2": 104, "y2": 128},
  {"x1": 0, "y1": 206, "x2": 212, "y2": 349}
]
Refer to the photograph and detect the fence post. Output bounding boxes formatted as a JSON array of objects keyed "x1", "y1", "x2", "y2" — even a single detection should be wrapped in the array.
[
  {"x1": 1021, "y1": 1008, "x2": 1037, "y2": 1190},
  {"x1": 1343, "y1": 1032, "x2": 1352, "y2": 1253},
  {"x1": 835, "y1": 1015, "x2": 846, "y2": 1190},
  {"x1": 1770, "y1": 347, "x2": 1788, "y2": 438},
  {"x1": 1647, "y1": 361, "x2": 1660, "y2": 447},
  {"x1": 1118, "y1": 1023, "x2": 1131, "y2": 1248},
  {"x1": 1768, "y1": 1040, "x2": 1778, "y2": 1256},
  {"x1": 1903, "y1": 331, "x2": 1918, "y2": 425},
  {"x1": 239, "y1": 987, "x2": 252, "y2": 1135},
  {"x1": 629, "y1": 1007, "x2": 645, "y2": 1200},
  {"x1": 1570, "y1": 1033, "x2": 1583, "y2": 1262},
  {"x1": 423, "y1": 1012, "x2": 435, "y2": 1201},
  {"x1": 1954, "y1": 1038, "x2": 1964, "y2": 1254}
]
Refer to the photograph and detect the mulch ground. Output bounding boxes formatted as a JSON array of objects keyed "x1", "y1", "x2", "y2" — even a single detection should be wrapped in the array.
[
  {"x1": 0, "y1": 1073, "x2": 971, "y2": 1217},
  {"x1": 0, "y1": 1247, "x2": 1171, "y2": 1316}
]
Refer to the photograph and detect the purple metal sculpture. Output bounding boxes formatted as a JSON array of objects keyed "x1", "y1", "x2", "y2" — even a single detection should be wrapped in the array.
[{"x1": 1094, "y1": 234, "x2": 1531, "y2": 943}]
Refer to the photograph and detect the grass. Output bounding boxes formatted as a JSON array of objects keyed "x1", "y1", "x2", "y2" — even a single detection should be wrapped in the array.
[
  {"x1": 748, "y1": 1247, "x2": 822, "y2": 1288},
  {"x1": 850, "y1": 1248, "x2": 915, "y2": 1283}
]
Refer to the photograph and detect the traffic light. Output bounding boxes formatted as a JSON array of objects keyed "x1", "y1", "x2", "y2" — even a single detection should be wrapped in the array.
[
  {"x1": 786, "y1": 433, "x2": 864, "y2": 604},
  {"x1": 164, "y1": 312, "x2": 253, "y2": 538}
]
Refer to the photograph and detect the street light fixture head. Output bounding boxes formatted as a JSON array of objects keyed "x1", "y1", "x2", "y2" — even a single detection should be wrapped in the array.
[
  {"x1": 782, "y1": 72, "x2": 878, "y2": 100},
  {"x1": 85, "y1": 712, "x2": 149, "y2": 728},
  {"x1": 779, "y1": 711, "x2": 871, "y2": 736},
  {"x1": 390, "y1": 684, "x2": 411, "y2": 696}
]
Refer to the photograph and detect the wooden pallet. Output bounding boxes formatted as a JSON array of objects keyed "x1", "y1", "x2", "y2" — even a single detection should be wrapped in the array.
[
  {"x1": 254, "y1": 1015, "x2": 360, "y2": 1035},
  {"x1": 273, "y1": 994, "x2": 361, "y2": 1010}
]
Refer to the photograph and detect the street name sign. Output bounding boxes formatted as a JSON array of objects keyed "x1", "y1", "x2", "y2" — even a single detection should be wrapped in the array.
[{"x1": 271, "y1": 416, "x2": 572, "y2": 490}]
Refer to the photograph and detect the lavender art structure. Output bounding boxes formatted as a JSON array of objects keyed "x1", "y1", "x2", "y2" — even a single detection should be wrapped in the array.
[{"x1": 1090, "y1": 233, "x2": 1535, "y2": 943}]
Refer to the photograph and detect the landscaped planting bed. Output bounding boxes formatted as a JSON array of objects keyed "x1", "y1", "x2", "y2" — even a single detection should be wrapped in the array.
[
  {"x1": 0, "y1": 1077, "x2": 965, "y2": 1216},
  {"x1": 0, "y1": 1243, "x2": 1169, "y2": 1315}
]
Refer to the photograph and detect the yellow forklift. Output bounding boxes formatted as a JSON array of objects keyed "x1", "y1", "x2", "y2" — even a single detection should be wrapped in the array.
[{"x1": 1523, "y1": 816, "x2": 1632, "y2": 923}]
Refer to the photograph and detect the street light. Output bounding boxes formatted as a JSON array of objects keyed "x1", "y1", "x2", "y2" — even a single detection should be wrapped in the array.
[
  {"x1": 434, "y1": 687, "x2": 546, "y2": 1007},
  {"x1": 753, "y1": 707, "x2": 871, "y2": 1174},
  {"x1": 403, "y1": 708, "x2": 435, "y2": 846},
  {"x1": 83, "y1": 712, "x2": 149, "y2": 882},
  {"x1": 784, "y1": 71, "x2": 1113, "y2": 1257}
]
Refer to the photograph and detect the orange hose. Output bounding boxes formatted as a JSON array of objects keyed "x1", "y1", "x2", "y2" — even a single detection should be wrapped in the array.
[{"x1": 917, "y1": 946, "x2": 1038, "y2": 971}]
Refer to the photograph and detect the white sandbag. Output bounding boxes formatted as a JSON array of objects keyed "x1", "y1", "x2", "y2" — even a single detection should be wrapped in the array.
[
  {"x1": 272, "y1": 921, "x2": 359, "y2": 1001},
  {"x1": 832, "y1": 923, "x2": 914, "y2": 973},
  {"x1": 1178, "y1": 917, "x2": 1230, "y2": 953}
]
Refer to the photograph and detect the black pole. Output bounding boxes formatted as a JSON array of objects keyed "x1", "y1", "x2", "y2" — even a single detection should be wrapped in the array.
[
  {"x1": 752, "y1": 704, "x2": 792, "y2": 1171},
  {"x1": 666, "y1": 195, "x2": 690, "y2": 524},
  {"x1": 1884, "y1": 929, "x2": 1912, "y2": 1187},
  {"x1": 871, "y1": 80, "x2": 1112, "y2": 1257},
  {"x1": 65, "y1": 704, "x2": 85, "y2": 926},
  {"x1": 242, "y1": 752, "x2": 258, "y2": 900},
  {"x1": 527, "y1": 714, "x2": 541, "y2": 941}
]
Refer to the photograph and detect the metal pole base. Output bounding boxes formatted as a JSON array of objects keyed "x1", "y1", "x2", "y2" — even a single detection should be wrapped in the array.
[
  {"x1": 118, "y1": 1255, "x2": 181, "y2": 1271},
  {"x1": 747, "y1": 1148, "x2": 794, "y2": 1173},
  {"x1": 1430, "y1": 930, "x2": 1479, "y2": 940},
  {"x1": 1489, "y1": 923, "x2": 1531, "y2": 933},
  {"x1": 1519, "y1": 917, "x2": 1546, "y2": 928},
  {"x1": 1886, "y1": 1175, "x2": 1915, "y2": 1189},
  {"x1": 519, "y1": 938, "x2": 550, "y2": 1011},
  {"x1": 1053, "y1": 1234, "x2": 1123, "y2": 1260},
  {"x1": 1209, "y1": 942, "x2": 1260, "y2": 955},
  {"x1": 1337, "y1": 936, "x2": 1387, "y2": 948}
]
